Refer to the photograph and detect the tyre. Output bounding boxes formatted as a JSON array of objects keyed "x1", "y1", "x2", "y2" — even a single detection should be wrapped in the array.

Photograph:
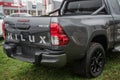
[{"x1": 73, "y1": 43, "x2": 106, "y2": 78}]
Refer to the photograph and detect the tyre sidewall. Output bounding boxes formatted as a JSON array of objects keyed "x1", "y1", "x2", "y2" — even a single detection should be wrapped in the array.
[{"x1": 86, "y1": 43, "x2": 105, "y2": 77}]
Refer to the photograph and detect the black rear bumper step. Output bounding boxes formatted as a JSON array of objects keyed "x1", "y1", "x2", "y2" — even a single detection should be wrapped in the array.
[{"x1": 3, "y1": 43, "x2": 66, "y2": 67}]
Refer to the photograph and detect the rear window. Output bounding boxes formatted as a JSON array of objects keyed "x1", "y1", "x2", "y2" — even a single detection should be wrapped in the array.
[{"x1": 64, "y1": 0, "x2": 105, "y2": 15}]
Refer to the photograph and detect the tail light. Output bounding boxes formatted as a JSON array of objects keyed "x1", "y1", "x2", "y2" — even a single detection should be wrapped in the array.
[
  {"x1": 50, "y1": 23, "x2": 69, "y2": 46},
  {"x1": 2, "y1": 21, "x2": 6, "y2": 39}
]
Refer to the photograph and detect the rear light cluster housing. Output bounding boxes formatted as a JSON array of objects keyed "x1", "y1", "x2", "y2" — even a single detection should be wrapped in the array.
[
  {"x1": 2, "y1": 21, "x2": 6, "y2": 39},
  {"x1": 50, "y1": 23, "x2": 69, "y2": 46}
]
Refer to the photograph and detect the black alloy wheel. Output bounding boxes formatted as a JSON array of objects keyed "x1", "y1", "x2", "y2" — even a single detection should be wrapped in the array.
[
  {"x1": 73, "y1": 43, "x2": 106, "y2": 78},
  {"x1": 89, "y1": 48, "x2": 105, "y2": 77}
]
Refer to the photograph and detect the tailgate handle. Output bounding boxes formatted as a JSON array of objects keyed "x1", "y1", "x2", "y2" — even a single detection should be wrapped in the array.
[{"x1": 16, "y1": 24, "x2": 30, "y2": 30}]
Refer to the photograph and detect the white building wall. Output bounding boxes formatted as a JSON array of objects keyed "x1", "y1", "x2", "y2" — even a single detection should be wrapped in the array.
[{"x1": 0, "y1": 0, "x2": 43, "y2": 15}]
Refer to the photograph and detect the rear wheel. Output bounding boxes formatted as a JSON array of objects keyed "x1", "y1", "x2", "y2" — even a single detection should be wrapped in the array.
[{"x1": 74, "y1": 43, "x2": 105, "y2": 78}]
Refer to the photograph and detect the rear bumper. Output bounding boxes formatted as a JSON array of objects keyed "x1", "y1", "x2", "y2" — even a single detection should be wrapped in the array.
[{"x1": 2, "y1": 43, "x2": 66, "y2": 67}]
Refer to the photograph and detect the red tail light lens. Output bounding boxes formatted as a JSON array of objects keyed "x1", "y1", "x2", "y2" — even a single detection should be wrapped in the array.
[
  {"x1": 50, "y1": 23, "x2": 69, "y2": 46},
  {"x1": 2, "y1": 21, "x2": 6, "y2": 39}
]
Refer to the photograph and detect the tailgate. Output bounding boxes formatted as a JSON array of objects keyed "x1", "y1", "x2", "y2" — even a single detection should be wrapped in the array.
[{"x1": 4, "y1": 17, "x2": 51, "y2": 48}]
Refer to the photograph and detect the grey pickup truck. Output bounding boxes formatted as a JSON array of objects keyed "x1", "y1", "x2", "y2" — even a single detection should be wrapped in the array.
[{"x1": 2, "y1": 0, "x2": 120, "y2": 78}]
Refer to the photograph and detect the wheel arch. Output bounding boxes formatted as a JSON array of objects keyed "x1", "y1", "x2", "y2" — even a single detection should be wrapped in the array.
[{"x1": 90, "y1": 35, "x2": 108, "y2": 51}]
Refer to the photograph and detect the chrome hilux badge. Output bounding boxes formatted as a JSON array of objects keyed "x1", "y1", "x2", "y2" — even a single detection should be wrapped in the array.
[{"x1": 7, "y1": 33, "x2": 47, "y2": 44}]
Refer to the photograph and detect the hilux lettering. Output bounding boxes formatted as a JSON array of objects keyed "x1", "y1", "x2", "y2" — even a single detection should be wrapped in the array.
[
  {"x1": 8, "y1": 33, "x2": 13, "y2": 40},
  {"x1": 39, "y1": 36, "x2": 46, "y2": 44},
  {"x1": 29, "y1": 35, "x2": 35, "y2": 42},
  {"x1": 21, "y1": 35, "x2": 26, "y2": 41},
  {"x1": 15, "y1": 34, "x2": 18, "y2": 40},
  {"x1": 7, "y1": 33, "x2": 46, "y2": 44}
]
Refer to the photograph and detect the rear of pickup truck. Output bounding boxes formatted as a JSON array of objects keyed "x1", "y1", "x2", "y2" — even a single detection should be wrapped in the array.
[
  {"x1": 2, "y1": 0, "x2": 112, "y2": 78},
  {"x1": 2, "y1": 17, "x2": 70, "y2": 67}
]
